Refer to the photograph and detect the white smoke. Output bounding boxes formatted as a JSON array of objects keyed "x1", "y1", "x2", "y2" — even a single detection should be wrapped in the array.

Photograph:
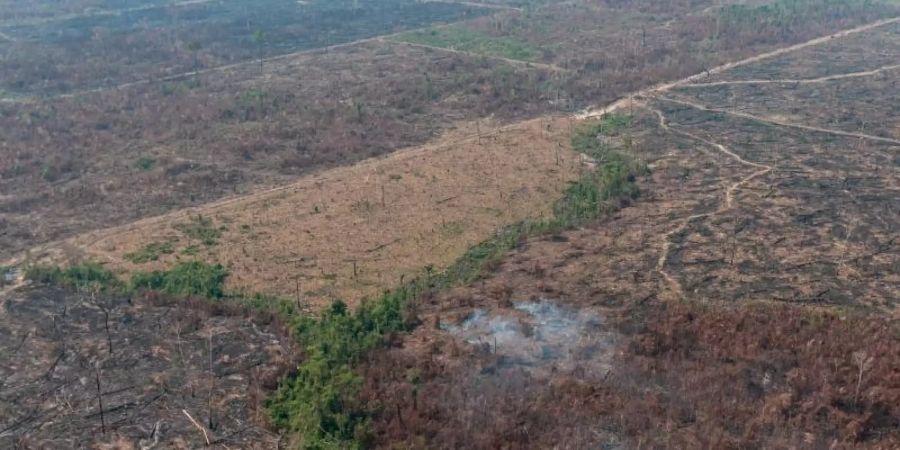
[{"x1": 441, "y1": 298, "x2": 614, "y2": 379}]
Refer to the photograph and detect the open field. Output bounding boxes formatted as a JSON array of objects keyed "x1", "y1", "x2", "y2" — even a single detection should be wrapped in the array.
[
  {"x1": 358, "y1": 16, "x2": 900, "y2": 449},
  {"x1": 32, "y1": 116, "x2": 584, "y2": 307},
  {"x1": 0, "y1": 286, "x2": 296, "y2": 448}
]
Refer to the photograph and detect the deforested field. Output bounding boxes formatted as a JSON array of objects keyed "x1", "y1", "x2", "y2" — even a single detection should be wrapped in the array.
[{"x1": 1, "y1": 1, "x2": 899, "y2": 449}]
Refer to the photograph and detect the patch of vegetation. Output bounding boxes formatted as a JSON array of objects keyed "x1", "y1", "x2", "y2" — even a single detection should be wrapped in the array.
[
  {"x1": 135, "y1": 156, "x2": 156, "y2": 171},
  {"x1": 556, "y1": 115, "x2": 645, "y2": 222},
  {"x1": 24, "y1": 262, "x2": 123, "y2": 293},
  {"x1": 266, "y1": 113, "x2": 645, "y2": 447},
  {"x1": 268, "y1": 290, "x2": 417, "y2": 448},
  {"x1": 124, "y1": 241, "x2": 176, "y2": 264},
  {"x1": 394, "y1": 26, "x2": 539, "y2": 61},
  {"x1": 131, "y1": 261, "x2": 229, "y2": 299},
  {"x1": 174, "y1": 215, "x2": 223, "y2": 247}
]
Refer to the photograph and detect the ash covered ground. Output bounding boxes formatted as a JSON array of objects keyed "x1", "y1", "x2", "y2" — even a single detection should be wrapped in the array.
[{"x1": 0, "y1": 286, "x2": 296, "y2": 449}]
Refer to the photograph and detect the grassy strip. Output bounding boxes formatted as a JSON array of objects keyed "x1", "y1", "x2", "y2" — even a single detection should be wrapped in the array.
[
  {"x1": 174, "y1": 214, "x2": 223, "y2": 247},
  {"x1": 266, "y1": 113, "x2": 645, "y2": 448},
  {"x1": 25, "y1": 260, "x2": 229, "y2": 298},
  {"x1": 24, "y1": 262, "x2": 125, "y2": 293},
  {"x1": 130, "y1": 261, "x2": 229, "y2": 298},
  {"x1": 393, "y1": 26, "x2": 539, "y2": 62}
]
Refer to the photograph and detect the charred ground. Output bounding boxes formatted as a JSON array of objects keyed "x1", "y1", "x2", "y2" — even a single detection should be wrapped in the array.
[
  {"x1": 358, "y1": 19, "x2": 900, "y2": 449},
  {"x1": 1, "y1": 1, "x2": 899, "y2": 449},
  {"x1": 0, "y1": 285, "x2": 297, "y2": 448}
]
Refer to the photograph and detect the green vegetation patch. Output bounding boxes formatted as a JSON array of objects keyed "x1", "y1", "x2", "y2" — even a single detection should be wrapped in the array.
[
  {"x1": 28, "y1": 260, "x2": 229, "y2": 301},
  {"x1": 393, "y1": 26, "x2": 539, "y2": 62},
  {"x1": 134, "y1": 156, "x2": 156, "y2": 171},
  {"x1": 557, "y1": 115, "x2": 645, "y2": 222},
  {"x1": 268, "y1": 290, "x2": 417, "y2": 448},
  {"x1": 124, "y1": 241, "x2": 176, "y2": 264},
  {"x1": 131, "y1": 261, "x2": 229, "y2": 299},
  {"x1": 173, "y1": 215, "x2": 223, "y2": 247},
  {"x1": 25, "y1": 262, "x2": 123, "y2": 293}
]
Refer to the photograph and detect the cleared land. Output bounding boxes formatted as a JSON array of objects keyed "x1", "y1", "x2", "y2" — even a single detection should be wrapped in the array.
[
  {"x1": 0, "y1": 41, "x2": 568, "y2": 257},
  {"x1": 32, "y1": 117, "x2": 584, "y2": 307},
  {"x1": 5, "y1": 0, "x2": 896, "y2": 261},
  {"x1": 360, "y1": 17, "x2": 900, "y2": 449},
  {"x1": 2, "y1": 2, "x2": 900, "y2": 448}
]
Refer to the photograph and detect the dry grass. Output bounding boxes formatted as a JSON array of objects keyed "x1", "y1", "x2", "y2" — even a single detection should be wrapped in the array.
[{"x1": 47, "y1": 116, "x2": 583, "y2": 307}]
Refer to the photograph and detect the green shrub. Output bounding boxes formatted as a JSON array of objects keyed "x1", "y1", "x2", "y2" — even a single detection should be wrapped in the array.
[
  {"x1": 124, "y1": 241, "x2": 176, "y2": 264},
  {"x1": 268, "y1": 288, "x2": 417, "y2": 448},
  {"x1": 131, "y1": 261, "x2": 229, "y2": 298},
  {"x1": 25, "y1": 262, "x2": 123, "y2": 292},
  {"x1": 135, "y1": 157, "x2": 156, "y2": 171}
]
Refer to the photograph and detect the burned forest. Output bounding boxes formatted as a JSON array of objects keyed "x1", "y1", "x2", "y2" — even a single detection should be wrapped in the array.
[{"x1": 1, "y1": 0, "x2": 899, "y2": 449}]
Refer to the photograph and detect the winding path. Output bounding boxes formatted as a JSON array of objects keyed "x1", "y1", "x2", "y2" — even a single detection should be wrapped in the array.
[
  {"x1": 681, "y1": 63, "x2": 900, "y2": 88},
  {"x1": 643, "y1": 103, "x2": 774, "y2": 299},
  {"x1": 578, "y1": 16, "x2": 900, "y2": 120},
  {"x1": 582, "y1": 17, "x2": 900, "y2": 301},
  {"x1": 656, "y1": 95, "x2": 900, "y2": 147},
  {"x1": 385, "y1": 38, "x2": 569, "y2": 73}
]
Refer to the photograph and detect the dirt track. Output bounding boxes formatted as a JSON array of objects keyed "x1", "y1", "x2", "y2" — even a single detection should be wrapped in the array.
[
  {"x1": 682, "y1": 62, "x2": 900, "y2": 87},
  {"x1": 577, "y1": 16, "x2": 900, "y2": 119},
  {"x1": 385, "y1": 38, "x2": 570, "y2": 72}
]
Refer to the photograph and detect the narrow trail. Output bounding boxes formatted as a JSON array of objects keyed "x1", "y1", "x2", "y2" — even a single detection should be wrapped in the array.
[
  {"x1": 0, "y1": 13, "x2": 511, "y2": 104},
  {"x1": 0, "y1": 0, "x2": 217, "y2": 28},
  {"x1": 656, "y1": 95, "x2": 900, "y2": 147},
  {"x1": 682, "y1": 63, "x2": 900, "y2": 88},
  {"x1": 578, "y1": 16, "x2": 900, "y2": 301},
  {"x1": 16, "y1": 34, "x2": 398, "y2": 102},
  {"x1": 424, "y1": 0, "x2": 522, "y2": 12},
  {"x1": 385, "y1": 38, "x2": 569, "y2": 73},
  {"x1": 644, "y1": 103, "x2": 774, "y2": 299},
  {"x1": 0, "y1": 30, "x2": 15, "y2": 42},
  {"x1": 578, "y1": 16, "x2": 900, "y2": 120}
]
